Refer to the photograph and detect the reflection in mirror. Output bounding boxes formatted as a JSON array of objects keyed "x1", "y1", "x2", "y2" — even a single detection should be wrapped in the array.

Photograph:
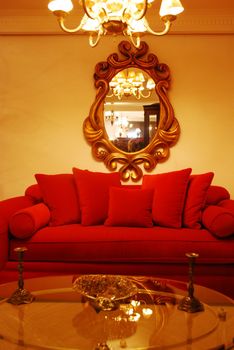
[
  {"x1": 104, "y1": 71, "x2": 160, "y2": 152},
  {"x1": 83, "y1": 41, "x2": 180, "y2": 182},
  {"x1": 107, "y1": 68, "x2": 155, "y2": 100}
]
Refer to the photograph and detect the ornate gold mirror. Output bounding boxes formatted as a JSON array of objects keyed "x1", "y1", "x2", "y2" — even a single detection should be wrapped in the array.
[{"x1": 83, "y1": 41, "x2": 180, "y2": 182}]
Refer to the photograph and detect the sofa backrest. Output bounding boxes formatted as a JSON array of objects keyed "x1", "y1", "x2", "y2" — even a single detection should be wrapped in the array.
[{"x1": 25, "y1": 183, "x2": 230, "y2": 206}]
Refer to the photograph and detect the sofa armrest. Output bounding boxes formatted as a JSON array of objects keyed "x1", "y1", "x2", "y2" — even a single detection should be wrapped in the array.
[
  {"x1": 0, "y1": 196, "x2": 35, "y2": 269},
  {"x1": 0, "y1": 196, "x2": 35, "y2": 221}
]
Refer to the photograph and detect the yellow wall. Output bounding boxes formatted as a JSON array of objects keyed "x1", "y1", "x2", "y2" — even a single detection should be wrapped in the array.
[{"x1": 0, "y1": 34, "x2": 233, "y2": 199}]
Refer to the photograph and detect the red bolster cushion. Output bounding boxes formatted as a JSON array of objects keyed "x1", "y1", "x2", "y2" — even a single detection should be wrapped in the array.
[
  {"x1": 202, "y1": 205, "x2": 234, "y2": 238},
  {"x1": 9, "y1": 203, "x2": 50, "y2": 239},
  {"x1": 219, "y1": 199, "x2": 234, "y2": 212},
  {"x1": 105, "y1": 187, "x2": 153, "y2": 227}
]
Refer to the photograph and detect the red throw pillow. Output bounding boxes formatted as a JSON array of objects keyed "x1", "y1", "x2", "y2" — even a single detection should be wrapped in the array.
[
  {"x1": 142, "y1": 168, "x2": 192, "y2": 228},
  {"x1": 35, "y1": 173, "x2": 81, "y2": 226},
  {"x1": 9, "y1": 203, "x2": 50, "y2": 239},
  {"x1": 183, "y1": 172, "x2": 214, "y2": 229},
  {"x1": 25, "y1": 184, "x2": 43, "y2": 203},
  {"x1": 202, "y1": 205, "x2": 234, "y2": 238},
  {"x1": 205, "y1": 186, "x2": 230, "y2": 205},
  {"x1": 73, "y1": 168, "x2": 121, "y2": 225},
  {"x1": 105, "y1": 187, "x2": 153, "y2": 227}
]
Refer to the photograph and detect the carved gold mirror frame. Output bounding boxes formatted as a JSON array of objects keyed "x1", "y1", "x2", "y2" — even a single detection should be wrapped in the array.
[{"x1": 83, "y1": 41, "x2": 180, "y2": 182}]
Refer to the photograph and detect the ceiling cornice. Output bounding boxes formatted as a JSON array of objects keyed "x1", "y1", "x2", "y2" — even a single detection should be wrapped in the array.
[{"x1": 0, "y1": 10, "x2": 233, "y2": 35}]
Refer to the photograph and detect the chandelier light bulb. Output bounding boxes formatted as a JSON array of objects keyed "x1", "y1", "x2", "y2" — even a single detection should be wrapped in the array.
[
  {"x1": 146, "y1": 78, "x2": 155, "y2": 90},
  {"x1": 48, "y1": 0, "x2": 73, "y2": 13},
  {"x1": 159, "y1": 0, "x2": 184, "y2": 17}
]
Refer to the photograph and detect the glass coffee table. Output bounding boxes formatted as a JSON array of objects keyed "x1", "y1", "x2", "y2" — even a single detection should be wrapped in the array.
[{"x1": 0, "y1": 274, "x2": 233, "y2": 350}]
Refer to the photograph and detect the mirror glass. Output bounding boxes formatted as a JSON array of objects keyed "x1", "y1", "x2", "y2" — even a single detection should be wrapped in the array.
[{"x1": 104, "y1": 68, "x2": 160, "y2": 153}]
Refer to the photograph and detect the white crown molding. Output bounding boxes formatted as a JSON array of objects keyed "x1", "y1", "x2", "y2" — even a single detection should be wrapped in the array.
[
  {"x1": 171, "y1": 10, "x2": 234, "y2": 34},
  {"x1": 0, "y1": 10, "x2": 233, "y2": 35}
]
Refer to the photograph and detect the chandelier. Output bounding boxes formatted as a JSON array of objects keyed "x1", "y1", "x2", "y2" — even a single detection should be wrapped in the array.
[
  {"x1": 48, "y1": 0, "x2": 184, "y2": 47},
  {"x1": 107, "y1": 69, "x2": 155, "y2": 100},
  {"x1": 104, "y1": 109, "x2": 120, "y2": 125}
]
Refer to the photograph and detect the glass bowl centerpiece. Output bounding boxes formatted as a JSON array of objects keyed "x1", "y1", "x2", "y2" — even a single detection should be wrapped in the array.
[{"x1": 73, "y1": 275, "x2": 138, "y2": 310}]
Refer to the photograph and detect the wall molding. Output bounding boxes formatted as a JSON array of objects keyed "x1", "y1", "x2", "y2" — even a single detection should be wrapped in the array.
[{"x1": 0, "y1": 10, "x2": 233, "y2": 35}]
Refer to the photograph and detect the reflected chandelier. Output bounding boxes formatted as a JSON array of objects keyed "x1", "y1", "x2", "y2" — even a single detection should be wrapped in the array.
[
  {"x1": 104, "y1": 109, "x2": 120, "y2": 125},
  {"x1": 107, "y1": 69, "x2": 155, "y2": 100},
  {"x1": 48, "y1": 0, "x2": 184, "y2": 47}
]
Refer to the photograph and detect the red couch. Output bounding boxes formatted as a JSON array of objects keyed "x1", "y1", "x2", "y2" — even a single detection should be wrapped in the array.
[{"x1": 0, "y1": 168, "x2": 234, "y2": 298}]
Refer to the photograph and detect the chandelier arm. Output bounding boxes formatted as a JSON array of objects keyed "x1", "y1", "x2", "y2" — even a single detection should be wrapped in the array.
[
  {"x1": 125, "y1": 30, "x2": 141, "y2": 48},
  {"x1": 58, "y1": 16, "x2": 86, "y2": 33},
  {"x1": 144, "y1": 18, "x2": 172, "y2": 36},
  {"x1": 139, "y1": 90, "x2": 151, "y2": 98},
  {"x1": 89, "y1": 29, "x2": 103, "y2": 48},
  {"x1": 139, "y1": 0, "x2": 148, "y2": 20},
  {"x1": 106, "y1": 92, "x2": 114, "y2": 98},
  {"x1": 133, "y1": 92, "x2": 141, "y2": 99},
  {"x1": 81, "y1": 0, "x2": 95, "y2": 19}
]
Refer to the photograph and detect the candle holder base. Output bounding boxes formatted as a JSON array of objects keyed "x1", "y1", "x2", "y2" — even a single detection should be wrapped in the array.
[
  {"x1": 94, "y1": 343, "x2": 111, "y2": 350},
  {"x1": 7, "y1": 288, "x2": 35, "y2": 305},
  {"x1": 178, "y1": 295, "x2": 204, "y2": 313}
]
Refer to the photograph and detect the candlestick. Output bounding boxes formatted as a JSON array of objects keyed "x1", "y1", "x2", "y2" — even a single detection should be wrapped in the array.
[
  {"x1": 178, "y1": 252, "x2": 204, "y2": 313},
  {"x1": 7, "y1": 247, "x2": 34, "y2": 305}
]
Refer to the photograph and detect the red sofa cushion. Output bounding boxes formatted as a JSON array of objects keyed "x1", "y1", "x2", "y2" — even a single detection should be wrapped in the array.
[
  {"x1": 142, "y1": 168, "x2": 192, "y2": 228},
  {"x1": 73, "y1": 168, "x2": 121, "y2": 226},
  {"x1": 35, "y1": 173, "x2": 80, "y2": 226},
  {"x1": 183, "y1": 172, "x2": 214, "y2": 229},
  {"x1": 9, "y1": 203, "x2": 50, "y2": 239},
  {"x1": 202, "y1": 205, "x2": 234, "y2": 238},
  {"x1": 105, "y1": 187, "x2": 153, "y2": 227},
  {"x1": 205, "y1": 186, "x2": 230, "y2": 205},
  {"x1": 25, "y1": 184, "x2": 43, "y2": 203}
]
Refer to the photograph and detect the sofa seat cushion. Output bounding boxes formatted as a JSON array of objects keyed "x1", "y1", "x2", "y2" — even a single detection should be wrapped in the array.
[{"x1": 9, "y1": 225, "x2": 234, "y2": 264}]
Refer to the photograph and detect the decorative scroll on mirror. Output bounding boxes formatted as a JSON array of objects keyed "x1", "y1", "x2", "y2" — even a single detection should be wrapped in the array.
[{"x1": 83, "y1": 41, "x2": 180, "y2": 182}]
